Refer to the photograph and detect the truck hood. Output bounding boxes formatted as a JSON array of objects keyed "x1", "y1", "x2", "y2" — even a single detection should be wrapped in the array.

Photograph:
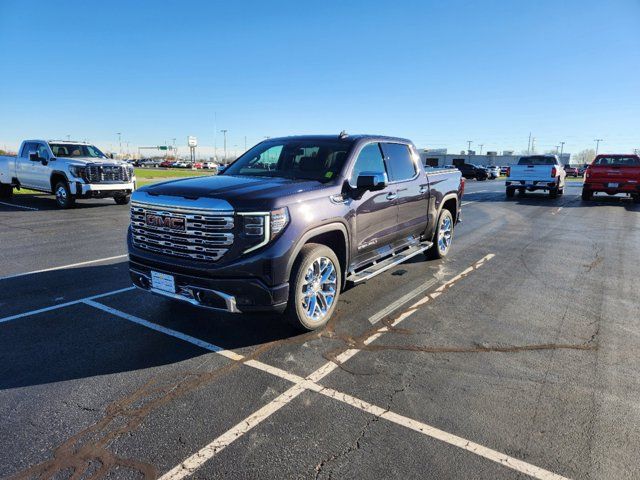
[
  {"x1": 62, "y1": 157, "x2": 128, "y2": 166},
  {"x1": 140, "y1": 174, "x2": 333, "y2": 210}
]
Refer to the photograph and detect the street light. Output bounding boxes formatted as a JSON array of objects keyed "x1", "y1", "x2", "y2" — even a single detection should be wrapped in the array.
[
  {"x1": 220, "y1": 130, "x2": 228, "y2": 161},
  {"x1": 116, "y1": 133, "x2": 122, "y2": 156},
  {"x1": 559, "y1": 141, "x2": 565, "y2": 163},
  {"x1": 594, "y1": 139, "x2": 603, "y2": 156}
]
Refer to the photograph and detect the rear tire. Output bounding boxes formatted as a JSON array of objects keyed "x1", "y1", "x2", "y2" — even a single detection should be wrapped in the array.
[
  {"x1": 114, "y1": 195, "x2": 131, "y2": 205},
  {"x1": 581, "y1": 189, "x2": 593, "y2": 201},
  {"x1": 54, "y1": 181, "x2": 75, "y2": 209},
  {"x1": 0, "y1": 183, "x2": 13, "y2": 199},
  {"x1": 549, "y1": 186, "x2": 558, "y2": 198},
  {"x1": 426, "y1": 209, "x2": 454, "y2": 260},
  {"x1": 284, "y1": 243, "x2": 341, "y2": 331}
]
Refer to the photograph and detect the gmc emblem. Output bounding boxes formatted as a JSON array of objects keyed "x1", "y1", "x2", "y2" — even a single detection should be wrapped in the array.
[{"x1": 145, "y1": 213, "x2": 186, "y2": 231}]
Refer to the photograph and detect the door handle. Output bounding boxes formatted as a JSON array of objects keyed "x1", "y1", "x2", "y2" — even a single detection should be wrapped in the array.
[
  {"x1": 419, "y1": 185, "x2": 428, "y2": 194},
  {"x1": 386, "y1": 192, "x2": 397, "y2": 201}
]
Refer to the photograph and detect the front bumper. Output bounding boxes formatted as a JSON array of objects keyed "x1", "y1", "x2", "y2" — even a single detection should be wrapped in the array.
[
  {"x1": 70, "y1": 181, "x2": 136, "y2": 197},
  {"x1": 128, "y1": 253, "x2": 290, "y2": 313}
]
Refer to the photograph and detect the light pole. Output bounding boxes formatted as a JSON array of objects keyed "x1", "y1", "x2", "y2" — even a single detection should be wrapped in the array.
[
  {"x1": 594, "y1": 138, "x2": 603, "y2": 156},
  {"x1": 220, "y1": 130, "x2": 228, "y2": 161},
  {"x1": 478, "y1": 144, "x2": 484, "y2": 155},
  {"x1": 467, "y1": 140, "x2": 472, "y2": 163},
  {"x1": 559, "y1": 141, "x2": 565, "y2": 163},
  {"x1": 116, "y1": 133, "x2": 122, "y2": 156},
  {"x1": 172, "y1": 138, "x2": 176, "y2": 160}
]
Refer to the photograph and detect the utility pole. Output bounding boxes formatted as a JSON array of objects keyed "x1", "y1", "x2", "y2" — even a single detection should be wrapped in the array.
[
  {"x1": 559, "y1": 141, "x2": 565, "y2": 163},
  {"x1": 478, "y1": 144, "x2": 484, "y2": 155},
  {"x1": 466, "y1": 140, "x2": 472, "y2": 163},
  {"x1": 527, "y1": 132, "x2": 532, "y2": 154},
  {"x1": 530, "y1": 137, "x2": 536, "y2": 153},
  {"x1": 172, "y1": 138, "x2": 176, "y2": 160},
  {"x1": 65, "y1": 134, "x2": 71, "y2": 141},
  {"x1": 117, "y1": 133, "x2": 122, "y2": 156},
  {"x1": 220, "y1": 130, "x2": 228, "y2": 161},
  {"x1": 594, "y1": 138, "x2": 603, "y2": 156}
]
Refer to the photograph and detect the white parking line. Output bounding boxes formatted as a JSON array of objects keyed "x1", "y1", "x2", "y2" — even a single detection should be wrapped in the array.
[
  {"x1": 368, "y1": 278, "x2": 437, "y2": 324},
  {"x1": 0, "y1": 254, "x2": 128, "y2": 281},
  {"x1": 461, "y1": 201, "x2": 477, "y2": 206},
  {"x1": 0, "y1": 286, "x2": 135, "y2": 324},
  {"x1": 159, "y1": 255, "x2": 540, "y2": 480},
  {"x1": 0, "y1": 200, "x2": 39, "y2": 211}
]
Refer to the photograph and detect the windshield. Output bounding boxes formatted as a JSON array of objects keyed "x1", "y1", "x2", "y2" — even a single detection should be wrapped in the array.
[
  {"x1": 223, "y1": 139, "x2": 354, "y2": 182},
  {"x1": 518, "y1": 156, "x2": 555, "y2": 165},
  {"x1": 49, "y1": 143, "x2": 106, "y2": 159}
]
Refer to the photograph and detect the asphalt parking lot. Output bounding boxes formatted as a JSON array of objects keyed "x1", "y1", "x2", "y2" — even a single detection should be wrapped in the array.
[{"x1": 2, "y1": 179, "x2": 640, "y2": 479}]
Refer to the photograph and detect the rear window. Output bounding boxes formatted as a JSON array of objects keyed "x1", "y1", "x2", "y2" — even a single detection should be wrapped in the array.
[
  {"x1": 593, "y1": 156, "x2": 640, "y2": 166},
  {"x1": 518, "y1": 156, "x2": 556, "y2": 165}
]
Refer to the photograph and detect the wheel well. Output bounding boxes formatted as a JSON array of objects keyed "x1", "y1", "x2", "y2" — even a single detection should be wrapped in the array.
[
  {"x1": 304, "y1": 230, "x2": 347, "y2": 285},
  {"x1": 50, "y1": 172, "x2": 68, "y2": 193},
  {"x1": 442, "y1": 197, "x2": 458, "y2": 223}
]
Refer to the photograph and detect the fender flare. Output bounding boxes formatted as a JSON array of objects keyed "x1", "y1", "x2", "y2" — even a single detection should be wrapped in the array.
[
  {"x1": 285, "y1": 221, "x2": 350, "y2": 287},
  {"x1": 428, "y1": 193, "x2": 459, "y2": 241},
  {"x1": 50, "y1": 170, "x2": 70, "y2": 193}
]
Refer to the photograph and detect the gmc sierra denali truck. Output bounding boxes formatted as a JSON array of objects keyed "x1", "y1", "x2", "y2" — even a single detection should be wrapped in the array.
[
  {"x1": 0, "y1": 140, "x2": 135, "y2": 208},
  {"x1": 127, "y1": 134, "x2": 464, "y2": 330}
]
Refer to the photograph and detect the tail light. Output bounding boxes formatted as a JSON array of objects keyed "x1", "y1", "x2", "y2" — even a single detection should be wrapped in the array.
[
  {"x1": 460, "y1": 177, "x2": 465, "y2": 196},
  {"x1": 506, "y1": 167, "x2": 510, "y2": 177},
  {"x1": 585, "y1": 166, "x2": 591, "y2": 179},
  {"x1": 551, "y1": 167, "x2": 557, "y2": 178}
]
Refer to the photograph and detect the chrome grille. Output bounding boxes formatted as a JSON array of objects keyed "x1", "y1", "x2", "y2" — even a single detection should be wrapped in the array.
[
  {"x1": 130, "y1": 202, "x2": 234, "y2": 261},
  {"x1": 86, "y1": 165, "x2": 132, "y2": 183}
]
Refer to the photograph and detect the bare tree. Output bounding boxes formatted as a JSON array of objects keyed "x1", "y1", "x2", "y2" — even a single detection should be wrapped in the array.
[{"x1": 573, "y1": 148, "x2": 596, "y2": 164}]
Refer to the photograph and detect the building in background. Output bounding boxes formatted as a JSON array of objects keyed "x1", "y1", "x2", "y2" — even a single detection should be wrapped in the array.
[{"x1": 419, "y1": 149, "x2": 572, "y2": 167}]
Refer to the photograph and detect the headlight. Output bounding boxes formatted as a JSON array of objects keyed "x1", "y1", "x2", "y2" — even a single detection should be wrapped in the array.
[
  {"x1": 238, "y1": 207, "x2": 289, "y2": 254},
  {"x1": 69, "y1": 165, "x2": 86, "y2": 179}
]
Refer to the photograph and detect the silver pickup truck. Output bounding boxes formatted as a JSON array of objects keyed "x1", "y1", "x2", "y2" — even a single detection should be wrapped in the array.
[{"x1": 0, "y1": 140, "x2": 136, "y2": 208}]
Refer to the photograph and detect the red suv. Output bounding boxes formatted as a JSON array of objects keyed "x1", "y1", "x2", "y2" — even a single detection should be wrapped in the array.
[{"x1": 582, "y1": 154, "x2": 640, "y2": 202}]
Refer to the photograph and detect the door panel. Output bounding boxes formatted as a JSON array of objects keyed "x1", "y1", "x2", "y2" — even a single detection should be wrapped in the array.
[
  {"x1": 348, "y1": 142, "x2": 399, "y2": 266},
  {"x1": 380, "y1": 143, "x2": 429, "y2": 241}
]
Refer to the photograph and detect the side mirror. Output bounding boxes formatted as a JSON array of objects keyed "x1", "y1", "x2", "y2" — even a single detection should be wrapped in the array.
[
  {"x1": 356, "y1": 171, "x2": 388, "y2": 191},
  {"x1": 29, "y1": 152, "x2": 40, "y2": 162}
]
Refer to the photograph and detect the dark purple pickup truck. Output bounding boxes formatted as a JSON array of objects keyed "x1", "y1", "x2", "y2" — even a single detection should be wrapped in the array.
[{"x1": 127, "y1": 134, "x2": 464, "y2": 330}]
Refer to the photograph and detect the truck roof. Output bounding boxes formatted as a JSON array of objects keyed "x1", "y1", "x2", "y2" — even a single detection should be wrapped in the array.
[
  {"x1": 262, "y1": 134, "x2": 413, "y2": 144},
  {"x1": 21, "y1": 140, "x2": 92, "y2": 145}
]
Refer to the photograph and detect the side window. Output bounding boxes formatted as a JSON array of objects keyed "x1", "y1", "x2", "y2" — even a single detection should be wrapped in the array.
[
  {"x1": 350, "y1": 143, "x2": 385, "y2": 185},
  {"x1": 36, "y1": 143, "x2": 49, "y2": 159},
  {"x1": 238, "y1": 145, "x2": 283, "y2": 173},
  {"x1": 382, "y1": 143, "x2": 416, "y2": 181},
  {"x1": 21, "y1": 142, "x2": 34, "y2": 157}
]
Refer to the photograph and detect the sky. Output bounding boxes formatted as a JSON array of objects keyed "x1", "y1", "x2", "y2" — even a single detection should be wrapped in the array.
[{"x1": 1, "y1": 0, "x2": 639, "y2": 158}]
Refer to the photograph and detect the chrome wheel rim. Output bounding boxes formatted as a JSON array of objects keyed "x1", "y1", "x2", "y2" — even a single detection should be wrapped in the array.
[
  {"x1": 437, "y1": 215, "x2": 452, "y2": 254},
  {"x1": 301, "y1": 256, "x2": 337, "y2": 322},
  {"x1": 56, "y1": 185, "x2": 67, "y2": 204}
]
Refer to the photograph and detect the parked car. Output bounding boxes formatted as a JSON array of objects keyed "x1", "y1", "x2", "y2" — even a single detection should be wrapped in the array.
[
  {"x1": 0, "y1": 139, "x2": 135, "y2": 208},
  {"x1": 192, "y1": 162, "x2": 204, "y2": 169},
  {"x1": 485, "y1": 166, "x2": 500, "y2": 179},
  {"x1": 500, "y1": 166, "x2": 510, "y2": 175},
  {"x1": 159, "y1": 160, "x2": 174, "y2": 168},
  {"x1": 505, "y1": 155, "x2": 566, "y2": 198},
  {"x1": 128, "y1": 134, "x2": 464, "y2": 330},
  {"x1": 582, "y1": 154, "x2": 640, "y2": 202},
  {"x1": 217, "y1": 163, "x2": 230, "y2": 173},
  {"x1": 202, "y1": 162, "x2": 218, "y2": 170},
  {"x1": 578, "y1": 164, "x2": 588, "y2": 176},
  {"x1": 564, "y1": 165, "x2": 580, "y2": 177},
  {"x1": 455, "y1": 163, "x2": 488, "y2": 180},
  {"x1": 172, "y1": 161, "x2": 189, "y2": 168}
]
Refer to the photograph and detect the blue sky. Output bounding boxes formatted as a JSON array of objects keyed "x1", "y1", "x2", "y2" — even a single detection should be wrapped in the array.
[{"x1": 1, "y1": 0, "x2": 638, "y2": 157}]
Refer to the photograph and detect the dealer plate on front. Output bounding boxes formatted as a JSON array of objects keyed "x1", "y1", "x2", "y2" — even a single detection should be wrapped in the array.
[
  {"x1": 151, "y1": 271, "x2": 176, "y2": 293},
  {"x1": 608, "y1": 183, "x2": 619, "y2": 188}
]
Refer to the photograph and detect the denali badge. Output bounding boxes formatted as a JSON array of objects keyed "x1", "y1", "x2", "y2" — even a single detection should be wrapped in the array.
[{"x1": 145, "y1": 213, "x2": 186, "y2": 231}]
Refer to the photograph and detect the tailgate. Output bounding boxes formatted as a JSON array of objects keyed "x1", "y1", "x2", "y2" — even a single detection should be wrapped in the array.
[
  {"x1": 510, "y1": 165, "x2": 553, "y2": 181},
  {"x1": 588, "y1": 165, "x2": 640, "y2": 184}
]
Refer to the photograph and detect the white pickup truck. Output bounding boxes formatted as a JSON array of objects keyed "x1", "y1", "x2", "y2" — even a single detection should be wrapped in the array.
[
  {"x1": 0, "y1": 140, "x2": 136, "y2": 208},
  {"x1": 505, "y1": 155, "x2": 566, "y2": 198}
]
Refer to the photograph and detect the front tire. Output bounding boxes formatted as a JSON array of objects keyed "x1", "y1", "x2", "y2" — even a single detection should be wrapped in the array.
[
  {"x1": 0, "y1": 183, "x2": 13, "y2": 199},
  {"x1": 581, "y1": 189, "x2": 592, "y2": 201},
  {"x1": 114, "y1": 195, "x2": 131, "y2": 205},
  {"x1": 426, "y1": 209, "x2": 454, "y2": 260},
  {"x1": 285, "y1": 244, "x2": 341, "y2": 331},
  {"x1": 506, "y1": 187, "x2": 515, "y2": 198},
  {"x1": 54, "y1": 181, "x2": 75, "y2": 209}
]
